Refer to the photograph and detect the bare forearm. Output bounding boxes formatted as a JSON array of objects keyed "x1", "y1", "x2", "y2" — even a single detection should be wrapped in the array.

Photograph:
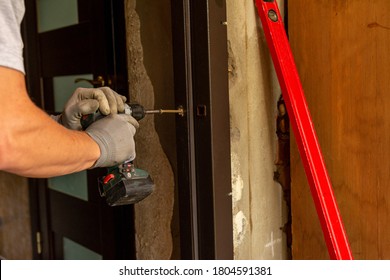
[
  {"x1": 2, "y1": 110, "x2": 100, "y2": 177},
  {"x1": 0, "y1": 68, "x2": 100, "y2": 177}
]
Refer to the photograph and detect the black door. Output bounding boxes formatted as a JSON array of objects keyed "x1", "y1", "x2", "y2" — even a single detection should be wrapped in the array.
[{"x1": 23, "y1": 0, "x2": 134, "y2": 259}]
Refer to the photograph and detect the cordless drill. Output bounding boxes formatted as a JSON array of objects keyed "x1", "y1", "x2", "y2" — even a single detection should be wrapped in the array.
[{"x1": 82, "y1": 103, "x2": 183, "y2": 206}]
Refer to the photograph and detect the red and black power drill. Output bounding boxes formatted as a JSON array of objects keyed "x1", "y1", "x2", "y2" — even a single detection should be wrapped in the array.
[{"x1": 82, "y1": 103, "x2": 183, "y2": 206}]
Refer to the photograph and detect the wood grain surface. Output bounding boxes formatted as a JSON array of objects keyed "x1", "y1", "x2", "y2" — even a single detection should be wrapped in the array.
[{"x1": 289, "y1": 0, "x2": 390, "y2": 259}]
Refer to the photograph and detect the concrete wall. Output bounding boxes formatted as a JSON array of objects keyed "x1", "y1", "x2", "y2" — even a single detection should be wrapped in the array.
[
  {"x1": 125, "y1": 0, "x2": 176, "y2": 260},
  {"x1": 227, "y1": 0, "x2": 288, "y2": 259}
]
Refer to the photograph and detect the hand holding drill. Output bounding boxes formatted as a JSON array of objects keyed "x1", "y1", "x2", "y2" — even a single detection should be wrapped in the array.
[
  {"x1": 53, "y1": 87, "x2": 139, "y2": 168},
  {"x1": 53, "y1": 86, "x2": 183, "y2": 205}
]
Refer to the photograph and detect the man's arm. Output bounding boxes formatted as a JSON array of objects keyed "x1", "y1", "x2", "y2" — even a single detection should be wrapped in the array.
[{"x1": 0, "y1": 67, "x2": 100, "y2": 177}]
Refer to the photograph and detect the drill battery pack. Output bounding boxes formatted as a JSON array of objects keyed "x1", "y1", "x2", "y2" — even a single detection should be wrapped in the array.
[{"x1": 98, "y1": 164, "x2": 154, "y2": 206}]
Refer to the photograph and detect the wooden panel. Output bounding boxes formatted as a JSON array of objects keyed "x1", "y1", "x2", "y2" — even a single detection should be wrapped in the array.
[
  {"x1": 49, "y1": 190, "x2": 100, "y2": 252},
  {"x1": 289, "y1": 0, "x2": 390, "y2": 259}
]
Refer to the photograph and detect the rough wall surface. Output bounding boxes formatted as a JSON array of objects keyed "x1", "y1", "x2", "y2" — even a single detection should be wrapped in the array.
[
  {"x1": 135, "y1": 0, "x2": 176, "y2": 170},
  {"x1": 125, "y1": 0, "x2": 174, "y2": 260},
  {"x1": 0, "y1": 172, "x2": 32, "y2": 259},
  {"x1": 227, "y1": 0, "x2": 288, "y2": 259}
]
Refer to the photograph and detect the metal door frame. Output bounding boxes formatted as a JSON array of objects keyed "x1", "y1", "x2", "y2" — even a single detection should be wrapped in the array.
[{"x1": 172, "y1": 0, "x2": 233, "y2": 259}]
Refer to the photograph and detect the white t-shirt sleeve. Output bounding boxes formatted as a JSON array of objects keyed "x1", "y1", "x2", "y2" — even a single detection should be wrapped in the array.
[{"x1": 0, "y1": 0, "x2": 25, "y2": 74}]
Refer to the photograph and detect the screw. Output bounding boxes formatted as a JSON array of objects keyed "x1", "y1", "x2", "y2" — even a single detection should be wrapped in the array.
[
  {"x1": 145, "y1": 106, "x2": 185, "y2": 117},
  {"x1": 268, "y1": 10, "x2": 278, "y2": 22}
]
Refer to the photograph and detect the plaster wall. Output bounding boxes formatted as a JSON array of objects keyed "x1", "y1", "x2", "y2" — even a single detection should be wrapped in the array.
[
  {"x1": 125, "y1": 0, "x2": 175, "y2": 260},
  {"x1": 227, "y1": 0, "x2": 288, "y2": 259}
]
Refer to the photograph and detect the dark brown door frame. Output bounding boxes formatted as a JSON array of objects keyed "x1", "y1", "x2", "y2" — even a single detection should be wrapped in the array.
[{"x1": 172, "y1": 0, "x2": 233, "y2": 259}]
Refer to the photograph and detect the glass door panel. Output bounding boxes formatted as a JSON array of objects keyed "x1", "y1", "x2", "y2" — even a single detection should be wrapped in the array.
[
  {"x1": 48, "y1": 74, "x2": 93, "y2": 201},
  {"x1": 37, "y1": 0, "x2": 78, "y2": 33},
  {"x1": 63, "y1": 237, "x2": 102, "y2": 260}
]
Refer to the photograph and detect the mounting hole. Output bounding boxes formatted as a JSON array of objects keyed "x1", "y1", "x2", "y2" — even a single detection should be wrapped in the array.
[{"x1": 196, "y1": 105, "x2": 207, "y2": 117}]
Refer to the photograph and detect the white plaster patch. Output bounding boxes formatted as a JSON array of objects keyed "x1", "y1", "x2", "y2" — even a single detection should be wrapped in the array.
[
  {"x1": 231, "y1": 153, "x2": 244, "y2": 203},
  {"x1": 233, "y1": 211, "x2": 247, "y2": 246},
  {"x1": 232, "y1": 174, "x2": 244, "y2": 203}
]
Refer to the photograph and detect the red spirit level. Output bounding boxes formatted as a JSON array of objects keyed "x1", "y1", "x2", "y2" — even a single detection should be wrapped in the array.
[{"x1": 255, "y1": 0, "x2": 353, "y2": 260}]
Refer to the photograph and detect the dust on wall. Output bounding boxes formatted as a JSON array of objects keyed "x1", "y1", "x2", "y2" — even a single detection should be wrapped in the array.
[{"x1": 227, "y1": 0, "x2": 288, "y2": 259}]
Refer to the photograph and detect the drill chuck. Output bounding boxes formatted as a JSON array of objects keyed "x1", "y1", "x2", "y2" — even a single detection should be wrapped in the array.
[{"x1": 126, "y1": 104, "x2": 146, "y2": 121}]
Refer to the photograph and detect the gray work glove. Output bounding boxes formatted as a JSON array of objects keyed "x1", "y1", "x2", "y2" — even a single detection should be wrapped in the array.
[
  {"x1": 86, "y1": 114, "x2": 139, "y2": 168},
  {"x1": 59, "y1": 87, "x2": 127, "y2": 130}
]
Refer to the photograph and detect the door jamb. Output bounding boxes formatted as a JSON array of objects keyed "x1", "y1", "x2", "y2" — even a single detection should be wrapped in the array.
[{"x1": 172, "y1": 0, "x2": 233, "y2": 260}]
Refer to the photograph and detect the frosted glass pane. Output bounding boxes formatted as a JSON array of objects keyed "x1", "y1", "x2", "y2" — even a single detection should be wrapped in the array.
[
  {"x1": 53, "y1": 74, "x2": 93, "y2": 112},
  {"x1": 37, "y1": 0, "x2": 78, "y2": 33},
  {"x1": 48, "y1": 171, "x2": 88, "y2": 201},
  {"x1": 50, "y1": 74, "x2": 92, "y2": 201},
  {"x1": 63, "y1": 237, "x2": 102, "y2": 260}
]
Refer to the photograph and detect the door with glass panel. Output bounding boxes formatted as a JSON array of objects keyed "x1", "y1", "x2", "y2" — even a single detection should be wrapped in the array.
[{"x1": 24, "y1": 0, "x2": 134, "y2": 259}]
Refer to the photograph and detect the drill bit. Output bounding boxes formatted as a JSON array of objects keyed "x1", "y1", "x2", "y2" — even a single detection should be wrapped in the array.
[{"x1": 145, "y1": 106, "x2": 185, "y2": 117}]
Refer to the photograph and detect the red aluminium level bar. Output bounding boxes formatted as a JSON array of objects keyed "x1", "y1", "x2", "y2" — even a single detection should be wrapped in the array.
[{"x1": 255, "y1": 0, "x2": 353, "y2": 260}]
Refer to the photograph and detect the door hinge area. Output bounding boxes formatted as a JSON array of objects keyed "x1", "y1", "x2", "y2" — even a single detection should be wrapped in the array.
[{"x1": 36, "y1": 231, "x2": 42, "y2": 255}]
